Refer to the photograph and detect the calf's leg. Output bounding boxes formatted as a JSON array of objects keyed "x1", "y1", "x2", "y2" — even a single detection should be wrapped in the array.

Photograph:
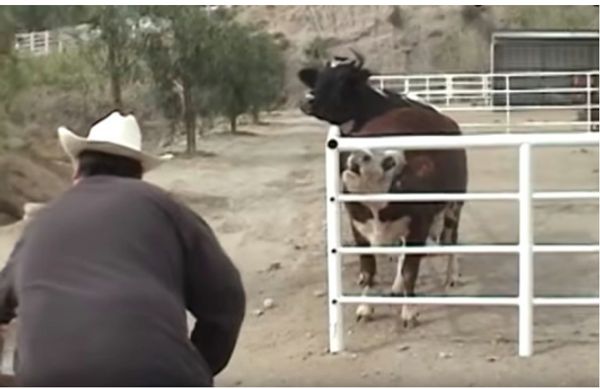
[
  {"x1": 390, "y1": 237, "x2": 406, "y2": 295},
  {"x1": 400, "y1": 254, "x2": 423, "y2": 328},
  {"x1": 400, "y1": 218, "x2": 430, "y2": 328},
  {"x1": 352, "y1": 225, "x2": 376, "y2": 321},
  {"x1": 442, "y1": 202, "x2": 463, "y2": 287}
]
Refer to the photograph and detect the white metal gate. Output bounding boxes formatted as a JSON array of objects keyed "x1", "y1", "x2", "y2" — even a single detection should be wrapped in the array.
[{"x1": 325, "y1": 126, "x2": 599, "y2": 357}]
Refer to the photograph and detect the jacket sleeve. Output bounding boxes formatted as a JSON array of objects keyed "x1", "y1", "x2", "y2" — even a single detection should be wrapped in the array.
[
  {"x1": 176, "y1": 206, "x2": 246, "y2": 376},
  {"x1": 0, "y1": 239, "x2": 22, "y2": 325}
]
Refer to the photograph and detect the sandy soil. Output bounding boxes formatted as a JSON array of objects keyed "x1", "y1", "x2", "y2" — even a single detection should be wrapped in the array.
[{"x1": 1, "y1": 109, "x2": 598, "y2": 386}]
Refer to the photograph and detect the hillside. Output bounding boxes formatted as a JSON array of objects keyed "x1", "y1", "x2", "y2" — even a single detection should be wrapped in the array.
[{"x1": 235, "y1": 5, "x2": 599, "y2": 98}]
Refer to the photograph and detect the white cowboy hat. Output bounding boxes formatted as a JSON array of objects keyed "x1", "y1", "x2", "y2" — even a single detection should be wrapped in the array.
[{"x1": 57, "y1": 111, "x2": 169, "y2": 172}]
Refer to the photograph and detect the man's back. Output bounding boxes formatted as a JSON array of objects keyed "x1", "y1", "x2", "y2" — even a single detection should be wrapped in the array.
[{"x1": 7, "y1": 176, "x2": 244, "y2": 386}]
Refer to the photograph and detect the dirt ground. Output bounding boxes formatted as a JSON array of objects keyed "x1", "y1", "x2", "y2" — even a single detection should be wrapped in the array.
[{"x1": 0, "y1": 109, "x2": 598, "y2": 386}]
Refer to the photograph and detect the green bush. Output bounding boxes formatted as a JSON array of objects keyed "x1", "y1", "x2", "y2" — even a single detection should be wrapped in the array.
[
  {"x1": 211, "y1": 25, "x2": 286, "y2": 130},
  {"x1": 302, "y1": 36, "x2": 332, "y2": 67},
  {"x1": 0, "y1": 53, "x2": 29, "y2": 119}
]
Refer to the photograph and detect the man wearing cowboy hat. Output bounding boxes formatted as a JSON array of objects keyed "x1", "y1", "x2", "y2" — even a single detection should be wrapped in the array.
[{"x1": 0, "y1": 111, "x2": 246, "y2": 386}]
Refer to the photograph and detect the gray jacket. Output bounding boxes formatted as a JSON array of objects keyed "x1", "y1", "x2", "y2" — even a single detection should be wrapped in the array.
[{"x1": 0, "y1": 176, "x2": 246, "y2": 386}]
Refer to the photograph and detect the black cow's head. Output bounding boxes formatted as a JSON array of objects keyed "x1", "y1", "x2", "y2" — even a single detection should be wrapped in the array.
[{"x1": 297, "y1": 50, "x2": 372, "y2": 125}]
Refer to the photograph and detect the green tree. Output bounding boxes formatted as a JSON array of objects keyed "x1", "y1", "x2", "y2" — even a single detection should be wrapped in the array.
[
  {"x1": 0, "y1": 7, "x2": 27, "y2": 131},
  {"x1": 211, "y1": 23, "x2": 286, "y2": 132},
  {"x1": 0, "y1": 7, "x2": 16, "y2": 55},
  {"x1": 30, "y1": 47, "x2": 103, "y2": 120},
  {"x1": 140, "y1": 6, "x2": 225, "y2": 154},
  {"x1": 248, "y1": 30, "x2": 286, "y2": 124},
  {"x1": 2, "y1": 5, "x2": 93, "y2": 31},
  {"x1": 87, "y1": 6, "x2": 140, "y2": 111},
  {"x1": 302, "y1": 36, "x2": 331, "y2": 67}
]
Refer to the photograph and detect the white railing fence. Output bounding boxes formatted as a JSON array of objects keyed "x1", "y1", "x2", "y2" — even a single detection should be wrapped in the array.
[
  {"x1": 370, "y1": 70, "x2": 599, "y2": 133},
  {"x1": 14, "y1": 30, "x2": 68, "y2": 56},
  {"x1": 325, "y1": 126, "x2": 599, "y2": 357},
  {"x1": 371, "y1": 73, "x2": 493, "y2": 106}
]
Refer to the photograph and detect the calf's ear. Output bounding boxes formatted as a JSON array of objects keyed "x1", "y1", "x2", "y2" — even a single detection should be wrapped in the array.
[
  {"x1": 408, "y1": 155, "x2": 435, "y2": 178},
  {"x1": 381, "y1": 156, "x2": 397, "y2": 171},
  {"x1": 298, "y1": 68, "x2": 319, "y2": 88}
]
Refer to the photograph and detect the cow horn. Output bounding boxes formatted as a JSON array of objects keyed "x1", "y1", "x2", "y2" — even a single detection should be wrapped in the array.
[
  {"x1": 329, "y1": 55, "x2": 352, "y2": 68},
  {"x1": 349, "y1": 48, "x2": 364, "y2": 68}
]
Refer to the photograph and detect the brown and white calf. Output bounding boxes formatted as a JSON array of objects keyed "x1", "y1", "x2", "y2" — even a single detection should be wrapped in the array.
[{"x1": 341, "y1": 149, "x2": 461, "y2": 322}]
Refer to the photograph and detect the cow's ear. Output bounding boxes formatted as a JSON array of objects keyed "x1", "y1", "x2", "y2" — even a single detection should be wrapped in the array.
[
  {"x1": 298, "y1": 68, "x2": 319, "y2": 88},
  {"x1": 408, "y1": 155, "x2": 435, "y2": 178}
]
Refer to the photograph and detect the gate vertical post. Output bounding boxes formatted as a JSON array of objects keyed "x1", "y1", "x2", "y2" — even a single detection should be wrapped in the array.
[
  {"x1": 326, "y1": 126, "x2": 343, "y2": 353},
  {"x1": 586, "y1": 72, "x2": 592, "y2": 131},
  {"x1": 505, "y1": 74, "x2": 511, "y2": 133},
  {"x1": 44, "y1": 30, "x2": 50, "y2": 55},
  {"x1": 445, "y1": 76, "x2": 452, "y2": 106},
  {"x1": 518, "y1": 142, "x2": 534, "y2": 357}
]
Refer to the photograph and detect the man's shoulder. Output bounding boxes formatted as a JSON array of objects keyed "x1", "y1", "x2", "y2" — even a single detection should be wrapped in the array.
[
  {"x1": 115, "y1": 178, "x2": 195, "y2": 214},
  {"x1": 120, "y1": 177, "x2": 172, "y2": 198},
  {"x1": 79, "y1": 176, "x2": 171, "y2": 200},
  {"x1": 53, "y1": 176, "x2": 186, "y2": 220}
]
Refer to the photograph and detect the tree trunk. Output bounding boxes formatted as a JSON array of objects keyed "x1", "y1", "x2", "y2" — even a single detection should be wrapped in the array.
[
  {"x1": 108, "y1": 45, "x2": 122, "y2": 111},
  {"x1": 229, "y1": 115, "x2": 237, "y2": 133},
  {"x1": 0, "y1": 31, "x2": 14, "y2": 56},
  {"x1": 182, "y1": 78, "x2": 196, "y2": 155},
  {"x1": 251, "y1": 107, "x2": 260, "y2": 125}
]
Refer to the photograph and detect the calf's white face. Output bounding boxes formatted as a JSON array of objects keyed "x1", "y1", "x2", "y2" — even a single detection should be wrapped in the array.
[
  {"x1": 342, "y1": 149, "x2": 410, "y2": 246},
  {"x1": 342, "y1": 149, "x2": 405, "y2": 195}
]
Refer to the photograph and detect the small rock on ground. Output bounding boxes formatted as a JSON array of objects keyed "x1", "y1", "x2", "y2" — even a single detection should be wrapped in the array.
[
  {"x1": 266, "y1": 262, "x2": 282, "y2": 272},
  {"x1": 263, "y1": 298, "x2": 275, "y2": 309},
  {"x1": 397, "y1": 344, "x2": 410, "y2": 352},
  {"x1": 313, "y1": 289, "x2": 326, "y2": 297},
  {"x1": 438, "y1": 351, "x2": 453, "y2": 359}
]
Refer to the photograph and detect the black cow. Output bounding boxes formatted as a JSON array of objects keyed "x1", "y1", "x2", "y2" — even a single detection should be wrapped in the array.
[{"x1": 298, "y1": 51, "x2": 468, "y2": 326}]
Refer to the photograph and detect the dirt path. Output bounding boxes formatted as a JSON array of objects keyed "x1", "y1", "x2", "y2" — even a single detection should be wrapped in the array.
[{"x1": 1, "y1": 110, "x2": 597, "y2": 386}]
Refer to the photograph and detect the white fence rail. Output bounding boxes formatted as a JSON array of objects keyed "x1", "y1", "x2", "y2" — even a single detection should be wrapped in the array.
[
  {"x1": 325, "y1": 125, "x2": 599, "y2": 357},
  {"x1": 14, "y1": 30, "x2": 68, "y2": 56},
  {"x1": 370, "y1": 70, "x2": 599, "y2": 133}
]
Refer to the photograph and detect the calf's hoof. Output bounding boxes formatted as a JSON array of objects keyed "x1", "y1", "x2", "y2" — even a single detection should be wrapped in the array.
[
  {"x1": 357, "y1": 273, "x2": 366, "y2": 286},
  {"x1": 357, "y1": 273, "x2": 376, "y2": 287},
  {"x1": 355, "y1": 304, "x2": 374, "y2": 322},
  {"x1": 401, "y1": 305, "x2": 420, "y2": 328},
  {"x1": 444, "y1": 273, "x2": 464, "y2": 288}
]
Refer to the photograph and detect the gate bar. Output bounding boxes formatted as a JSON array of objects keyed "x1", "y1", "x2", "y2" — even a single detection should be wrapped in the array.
[
  {"x1": 338, "y1": 245, "x2": 600, "y2": 255},
  {"x1": 325, "y1": 132, "x2": 343, "y2": 353},
  {"x1": 338, "y1": 191, "x2": 600, "y2": 202},
  {"x1": 518, "y1": 143, "x2": 533, "y2": 357},
  {"x1": 334, "y1": 131, "x2": 599, "y2": 150}
]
